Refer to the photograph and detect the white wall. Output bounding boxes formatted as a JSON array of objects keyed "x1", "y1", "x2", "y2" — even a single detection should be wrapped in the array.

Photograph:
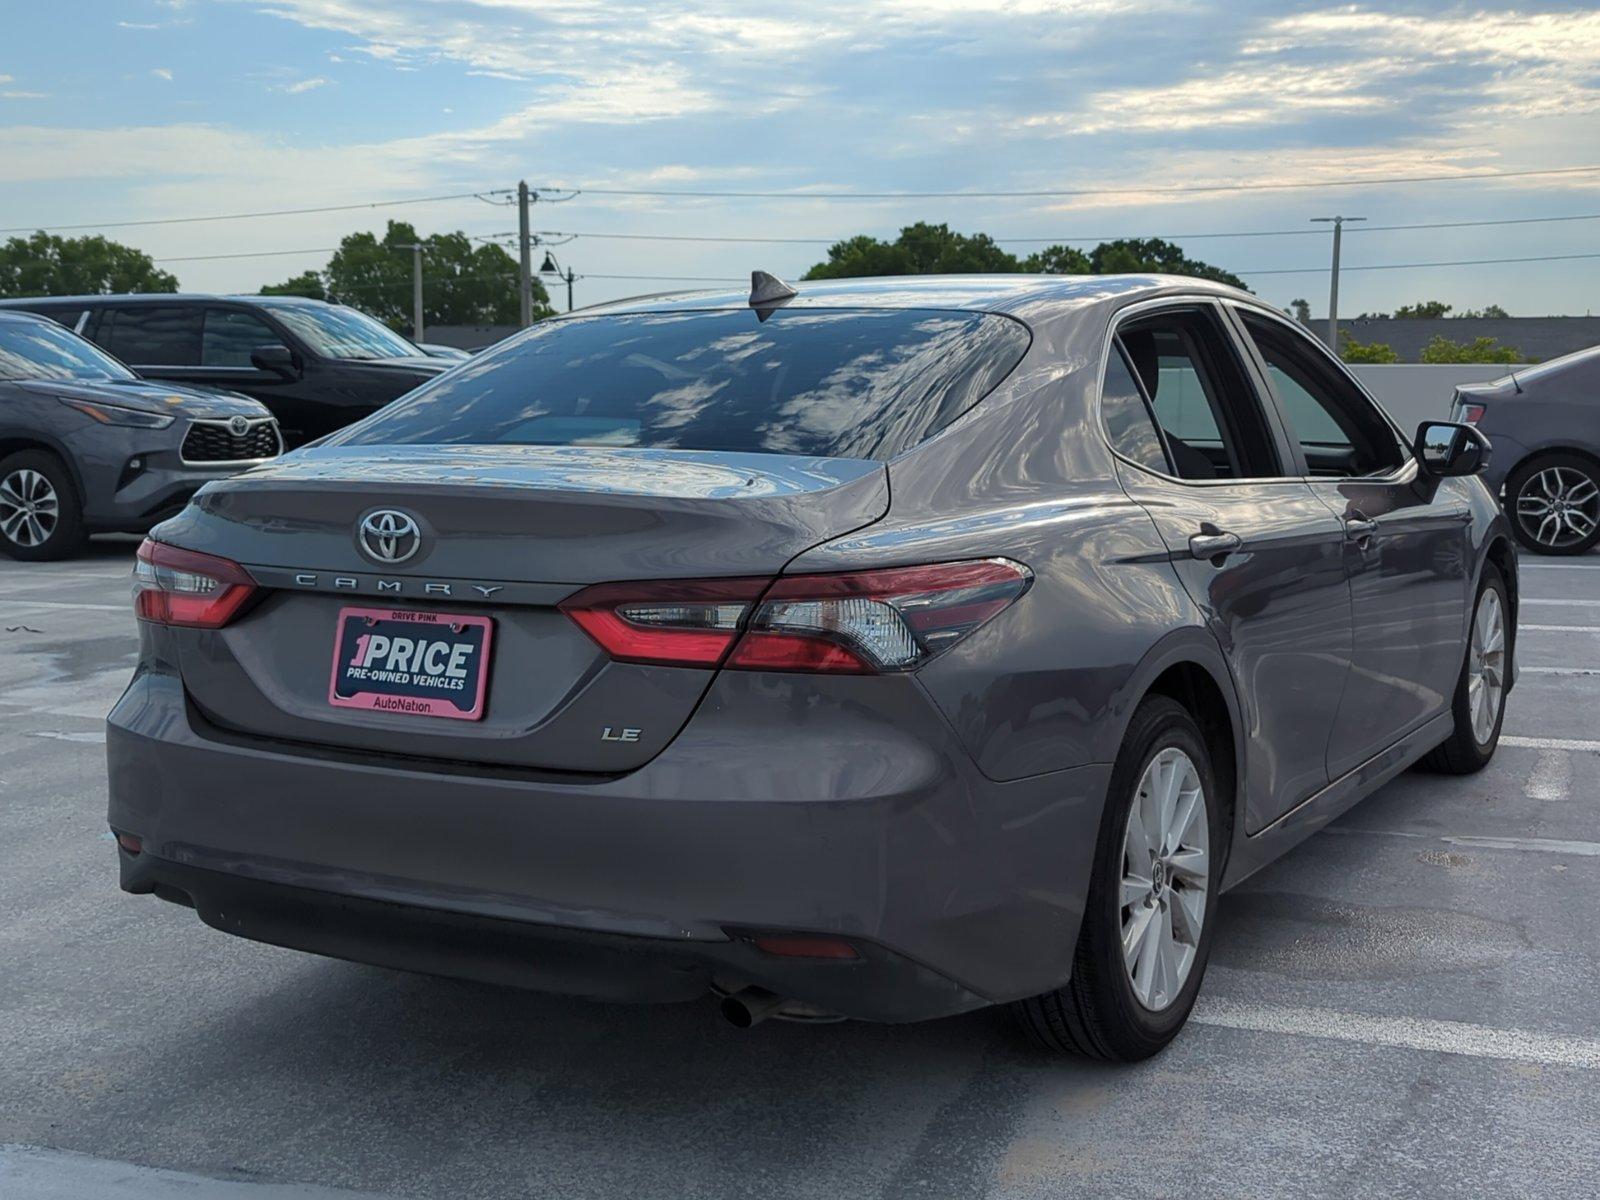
[{"x1": 1348, "y1": 364, "x2": 1521, "y2": 431}]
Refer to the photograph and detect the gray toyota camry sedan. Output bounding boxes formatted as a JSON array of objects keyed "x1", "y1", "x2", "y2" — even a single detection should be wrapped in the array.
[{"x1": 108, "y1": 274, "x2": 1516, "y2": 1060}]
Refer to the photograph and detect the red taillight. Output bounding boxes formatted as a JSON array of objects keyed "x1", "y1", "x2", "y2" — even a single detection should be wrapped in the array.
[
  {"x1": 559, "y1": 577, "x2": 769, "y2": 667},
  {"x1": 561, "y1": 559, "x2": 1031, "y2": 674},
  {"x1": 132, "y1": 539, "x2": 257, "y2": 629},
  {"x1": 1457, "y1": 402, "x2": 1487, "y2": 425}
]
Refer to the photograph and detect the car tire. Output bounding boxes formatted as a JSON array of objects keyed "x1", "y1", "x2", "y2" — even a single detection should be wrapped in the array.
[
  {"x1": 1505, "y1": 452, "x2": 1600, "y2": 556},
  {"x1": 1012, "y1": 695, "x2": 1223, "y2": 1061},
  {"x1": 1420, "y1": 565, "x2": 1509, "y2": 774},
  {"x1": 0, "y1": 449, "x2": 87, "y2": 562}
]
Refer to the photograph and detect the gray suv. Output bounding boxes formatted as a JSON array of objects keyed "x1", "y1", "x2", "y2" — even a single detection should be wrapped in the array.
[
  {"x1": 108, "y1": 274, "x2": 1515, "y2": 1060},
  {"x1": 0, "y1": 310, "x2": 279, "y2": 560},
  {"x1": 1454, "y1": 344, "x2": 1600, "y2": 555}
]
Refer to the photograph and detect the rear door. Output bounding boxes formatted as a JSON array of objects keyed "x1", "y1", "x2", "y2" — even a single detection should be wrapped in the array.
[
  {"x1": 1229, "y1": 304, "x2": 1471, "y2": 775},
  {"x1": 1105, "y1": 300, "x2": 1354, "y2": 833}
]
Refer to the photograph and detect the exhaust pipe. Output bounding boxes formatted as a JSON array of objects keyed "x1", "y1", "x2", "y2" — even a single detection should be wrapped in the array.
[{"x1": 720, "y1": 987, "x2": 786, "y2": 1029}]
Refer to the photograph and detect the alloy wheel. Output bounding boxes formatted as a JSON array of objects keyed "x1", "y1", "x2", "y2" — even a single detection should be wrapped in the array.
[
  {"x1": 1467, "y1": 587, "x2": 1506, "y2": 746},
  {"x1": 1119, "y1": 746, "x2": 1210, "y2": 1012},
  {"x1": 0, "y1": 468, "x2": 60, "y2": 549},
  {"x1": 1514, "y1": 466, "x2": 1599, "y2": 550}
]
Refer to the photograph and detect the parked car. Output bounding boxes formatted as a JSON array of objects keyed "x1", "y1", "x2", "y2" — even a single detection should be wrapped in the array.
[
  {"x1": 0, "y1": 294, "x2": 448, "y2": 448},
  {"x1": 1454, "y1": 344, "x2": 1600, "y2": 555},
  {"x1": 108, "y1": 274, "x2": 1515, "y2": 1060},
  {"x1": 415, "y1": 342, "x2": 472, "y2": 360},
  {"x1": 0, "y1": 310, "x2": 279, "y2": 560}
]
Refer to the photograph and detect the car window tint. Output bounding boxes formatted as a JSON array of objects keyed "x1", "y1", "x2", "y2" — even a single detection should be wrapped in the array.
[
  {"x1": 203, "y1": 309, "x2": 286, "y2": 367},
  {"x1": 1101, "y1": 343, "x2": 1170, "y2": 473},
  {"x1": 334, "y1": 308, "x2": 1032, "y2": 462},
  {"x1": 97, "y1": 305, "x2": 203, "y2": 367},
  {"x1": 1116, "y1": 309, "x2": 1279, "y2": 481},
  {"x1": 1240, "y1": 313, "x2": 1404, "y2": 478}
]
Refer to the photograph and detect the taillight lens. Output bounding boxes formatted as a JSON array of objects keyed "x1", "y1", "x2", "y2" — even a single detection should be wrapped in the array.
[
  {"x1": 1457, "y1": 402, "x2": 1487, "y2": 425},
  {"x1": 561, "y1": 559, "x2": 1031, "y2": 674},
  {"x1": 132, "y1": 539, "x2": 257, "y2": 628}
]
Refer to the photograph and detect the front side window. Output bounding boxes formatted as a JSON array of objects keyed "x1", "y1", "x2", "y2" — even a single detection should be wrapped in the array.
[
  {"x1": 0, "y1": 319, "x2": 136, "y2": 382},
  {"x1": 97, "y1": 305, "x2": 203, "y2": 367},
  {"x1": 267, "y1": 304, "x2": 418, "y2": 361},
  {"x1": 203, "y1": 309, "x2": 287, "y2": 368},
  {"x1": 333, "y1": 308, "x2": 1032, "y2": 462},
  {"x1": 1115, "y1": 308, "x2": 1280, "y2": 481},
  {"x1": 1240, "y1": 313, "x2": 1403, "y2": 478},
  {"x1": 1101, "y1": 344, "x2": 1171, "y2": 474}
]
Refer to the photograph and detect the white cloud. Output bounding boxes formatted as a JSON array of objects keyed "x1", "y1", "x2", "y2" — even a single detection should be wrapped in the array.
[
  {"x1": 150, "y1": 67, "x2": 174, "y2": 82},
  {"x1": 280, "y1": 76, "x2": 331, "y2": 94}
]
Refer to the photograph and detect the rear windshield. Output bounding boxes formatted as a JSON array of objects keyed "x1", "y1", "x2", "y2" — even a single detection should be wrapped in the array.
[{"x1": 331, "y1": 307, "x2": 1031, "y2": 460}]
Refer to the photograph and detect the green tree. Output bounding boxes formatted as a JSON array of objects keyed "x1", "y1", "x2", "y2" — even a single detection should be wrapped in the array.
[
  {"x1": 1339, "y1": 332, "x2": 1399, "y2": 363},
  {"x1": 1392, "y1": 300, "x2": 1454, "y2": 319},
  {"x1": 1457, "y1": 304, "x2": 1510, "y2": 319},
  {"x1": 262, "y1": 220, "x2": 550, "y2": 332},
  {"x1": 260, "y1": 270, "x2": 326, "y2": 301},
  {"x1": 0, "y1": 231, "x2": 178, "y2": 297},
  {"x1": 1021, "y1": 244, "x2": 1092, "y2": 274},
  {"x1": 803, "y1": 225, "x2": 1247, "y2": 289},
  {"x1": 1289, "y1": 298, "x2": 1312, "y2": 323},
  {"x1": 803, "y1": 222, "x2": 1020, "y2": 278},
  {"x1": 1419, "y1": 335, "x2": 1523, "y2": 364}
]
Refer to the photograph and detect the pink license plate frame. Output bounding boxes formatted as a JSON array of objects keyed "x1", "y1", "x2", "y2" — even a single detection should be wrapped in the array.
[{"x1": 327, "y1": 606, "x2": 494, "y2": 722}]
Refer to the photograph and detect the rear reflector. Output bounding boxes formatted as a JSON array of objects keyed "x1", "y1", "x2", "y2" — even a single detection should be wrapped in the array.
[
  {"x1": 133, "y1": 539, "x2": 257, "y2": 629},
  {"x1": 115, "y1": 832, "x2": 143, "y2": 855},
  {"x1": 562, "y1": 558, "x2": 1031, "y2": 674},
  {"x1": 752, "y1": 935, "x2": 860, "y2": 960},
  {"x1": 1457, "y1": 402, "x2": 1487, "y2": 425}
]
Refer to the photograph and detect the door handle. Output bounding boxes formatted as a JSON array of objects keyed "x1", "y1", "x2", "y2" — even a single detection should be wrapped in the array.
[
  {"x1": 1189, "y1": 530, "x2": 1242, "y2": 561},
  {"x1": 1344, "y1": 517, "x2": 1379, "y2": 542}
]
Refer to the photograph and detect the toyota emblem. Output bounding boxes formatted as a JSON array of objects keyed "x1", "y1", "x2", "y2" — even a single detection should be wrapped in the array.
[
  {"x1": 228, "y1": 415, "x2": 250, "y2": 437},
  {"x1": 357, "y1": 509, "x2": 423, "y2": 564}
]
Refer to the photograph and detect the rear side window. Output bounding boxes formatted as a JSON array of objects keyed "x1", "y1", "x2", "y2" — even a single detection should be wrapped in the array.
[
  {"x1": 1101, "y1": 345, "x2": 1171, "y2": 473},
  {"x1": 203, "y1": 308, "x2": 287, "y2": 367},
  {"x1": 334, "y1": 308, "x2": 1031, "y2": 461},
  {"x1": 98, "y1": 305, "x2": 203, "y2": 367}
]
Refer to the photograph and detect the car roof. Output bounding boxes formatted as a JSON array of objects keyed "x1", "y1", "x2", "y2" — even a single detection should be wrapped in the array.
[
  {"x1": 0, "y1": 309, "x2": 58, "y2": 324},
  {"x1": 0, "y1": 293, "x2": 329, "y2": 308},
  {"x1": 572, "y1": 273, "x2": 1256, "y2": 319}
]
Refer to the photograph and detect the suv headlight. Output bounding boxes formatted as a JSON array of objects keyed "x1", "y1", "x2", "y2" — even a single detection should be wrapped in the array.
[{"x1": 58, "y1": 397, "x2": 176, "y2": 429}]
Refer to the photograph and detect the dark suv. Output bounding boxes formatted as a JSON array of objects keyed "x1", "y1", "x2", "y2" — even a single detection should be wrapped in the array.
[{"x1": 0, "y1": 294, "x2": 448, "y2": 447}]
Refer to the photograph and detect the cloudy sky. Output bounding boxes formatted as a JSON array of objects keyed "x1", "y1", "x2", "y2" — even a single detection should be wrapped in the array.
[{"x1": 4, "y1": 0, "x2": 1600, "y2": 316}]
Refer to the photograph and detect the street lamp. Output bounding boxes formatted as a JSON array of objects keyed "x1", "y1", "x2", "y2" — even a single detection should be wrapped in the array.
[
  {"x1": 1310, "y1": 215, "x2": 1365, "y2": 351},
  {"x1": 540, "y1": 250, "x2": 575, "y2": 313}
]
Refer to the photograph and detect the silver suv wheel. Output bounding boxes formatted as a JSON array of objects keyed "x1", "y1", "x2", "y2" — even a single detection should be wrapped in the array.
[{"x1": 0, "y1": 467, "x2": 60, "y2": 549}]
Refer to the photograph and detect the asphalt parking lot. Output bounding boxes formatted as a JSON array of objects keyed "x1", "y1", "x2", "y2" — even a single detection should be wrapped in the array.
[{"x1": 2, "y1": 538, "x2": 1598, "y2": 1199}]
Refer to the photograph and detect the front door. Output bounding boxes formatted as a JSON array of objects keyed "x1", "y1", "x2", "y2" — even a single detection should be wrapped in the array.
[
  {"x1": 1229, "y1": 306, "x2": 1472, "y2": 777},
  {"x1": 1106, "y1": 303, "x2": 1354, "y2": 833}
]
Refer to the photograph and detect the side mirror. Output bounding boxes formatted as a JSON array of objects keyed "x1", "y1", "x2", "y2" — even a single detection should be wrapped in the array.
[
  {"x1": 250, "y1": 344, "x2": 300, "y2": 379},
  {"x1": 1413, "y1": 421, "x2": 1491, "y2": 478}
]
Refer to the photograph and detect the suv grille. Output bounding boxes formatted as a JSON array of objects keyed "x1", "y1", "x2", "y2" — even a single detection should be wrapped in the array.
[{"x1": 181, "y1": 418, "x2": 282, "y2": 463}]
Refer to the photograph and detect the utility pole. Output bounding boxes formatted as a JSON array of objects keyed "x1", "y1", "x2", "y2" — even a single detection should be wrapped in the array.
[
  {"x1": 1311, "y1": 215, "x2": 1365, "y2": 350},
  {"x1": 563, "y1": 267, "x2": 574, "y2": 313},
  {"x1": 517, "y1": 181, "x2": 534, "y2": 328},
  {"x1": 395, "y1": 242, "x2": 425, "y2": 343}
]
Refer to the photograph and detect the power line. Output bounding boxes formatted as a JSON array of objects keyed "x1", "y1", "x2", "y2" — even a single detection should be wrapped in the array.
[
  {"x1": 0, "y1": 190, "x2": 513, "y2": 235},
  {"x1": 531, "y1": 164, "x2": 1600, "y2": 200},
  {"x1": 531, "y1": 211, "x2": 1600, "y2": 246},
  {"x1": 1239, "y1": 250, "x2": 1600, "y2": 276}
]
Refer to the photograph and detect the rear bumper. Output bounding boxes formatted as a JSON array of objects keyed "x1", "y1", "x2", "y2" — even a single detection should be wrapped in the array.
[{"x1": 107, "y1": 664, "x2": 1110, "y2": 1023}]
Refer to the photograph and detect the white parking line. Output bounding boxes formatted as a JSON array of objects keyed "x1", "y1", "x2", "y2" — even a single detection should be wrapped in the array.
[
  {"x1": 1500, "y1": 735, "x2": 1600, "y2": 753},
  {"x1": 1519, "y1": 624, "x2": 1600, "y2": 632},
  {"x1": 1192, "y1": 1000, "x2": 1600, "y2": 1070},
  {"x1": 1329, "y1": 826, "x2": 1600, "y2": 857},
  {"x1": 1520, "y1": 666, "x2": 1600, "y2": 676},
  {"x1": 0, "y1": 599, "x2": 126, "y2": 612},
  {"x1": 1518, "y1": 560, "x2": 1600, "y2": 570},
  {"x1": 1523, "y1": 598, "x2": 1600, "y2": 607}
]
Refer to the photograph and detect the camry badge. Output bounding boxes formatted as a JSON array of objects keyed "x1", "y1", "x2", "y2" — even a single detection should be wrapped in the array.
[{"x1": 357, "y1": 509, "x2": 423, "y2": 565}]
